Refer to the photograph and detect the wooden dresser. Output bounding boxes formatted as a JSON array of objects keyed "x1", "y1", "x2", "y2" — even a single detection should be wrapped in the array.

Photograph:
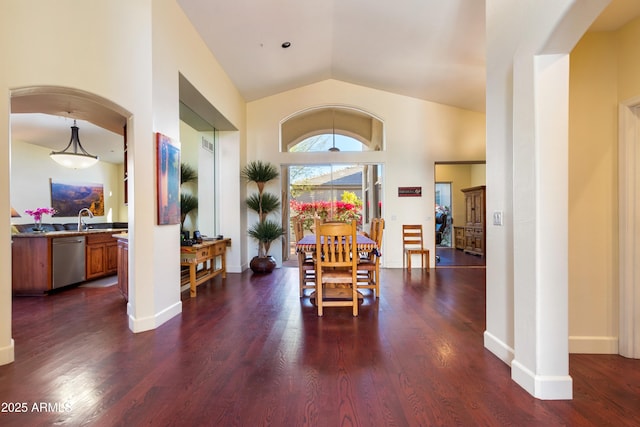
[
  {"x1": 453, "y1": 226, "x2": 465, "y2": 250},
  {"x1": 461, "y1": 186, "x2": 486, "y2": 256}
]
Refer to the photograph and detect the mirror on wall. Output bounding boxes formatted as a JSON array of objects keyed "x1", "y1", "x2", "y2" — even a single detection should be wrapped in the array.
[{"x1": 178, "y1": 74, "x2": 236, "y2": 239}]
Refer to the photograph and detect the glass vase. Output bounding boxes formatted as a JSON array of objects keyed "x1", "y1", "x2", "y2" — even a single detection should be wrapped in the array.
[{"x1": 33, "y1": 218, "x2": 44, "y2": 232}]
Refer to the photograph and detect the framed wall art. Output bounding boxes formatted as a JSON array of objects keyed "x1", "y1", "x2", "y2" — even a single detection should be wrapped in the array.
[
  {"x1": 50, "y1": 180, "x2": 105, "y2": 217},
  {"x1": 156, "y1": 132, "x2": 181, "y2": 225}
]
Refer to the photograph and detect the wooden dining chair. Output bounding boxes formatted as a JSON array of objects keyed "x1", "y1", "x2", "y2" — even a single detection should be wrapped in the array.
[
  {"x1": 357, "y1": 218, "x2": 384, "y2": 297},
  {"x1": 293, "y1": 216, "x2": 315, "y2": 297},
  {"x1": 402, "y1": 224, "x2": 429, "y2": 271},
  {"x1": 314, "y1": 218, "x2": 359, "y2": 316}
]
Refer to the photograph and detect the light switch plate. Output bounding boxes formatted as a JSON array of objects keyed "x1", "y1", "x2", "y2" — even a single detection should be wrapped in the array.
[{"x1": 493, "y1": 211, "x2": 503, "y2": 226}]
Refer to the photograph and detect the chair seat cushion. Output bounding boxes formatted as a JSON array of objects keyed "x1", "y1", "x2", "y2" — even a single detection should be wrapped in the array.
[
  {"x1": 405, "y1": 248, "x2": 428, "y2": 254},
  {"x1": 321, "y1": 270, "x2": 355, "y2": 284}
]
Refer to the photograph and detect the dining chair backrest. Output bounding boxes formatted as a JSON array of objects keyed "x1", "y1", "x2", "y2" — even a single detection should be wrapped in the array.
[
  {"x1": 368, "y1": 218, "x2": 379, "y2": 242},
  {"x1": 402, "y1": 224, "x2": 424, "y2": 250},
  {"x1": 363, "y1": 218, "x2": 384, "y2": 261},
  {"x1": 292, "y1": 216, "x2": 304, "y2": 242},
  {"x1": 315, "y1": 219, "x2": 358, "y2": 269},
  {"x1": 294, "y1": 215, "x2": 315, "y2": 297},
  {"x1": 314, "y1": 219, "x2": 359, "y2": 316},
  {"x1": 375, "y1": 218, "x2": 385, "y2": 249},
  {"x1": 356, "y1": 218, "x2": 384, "y2": 297}
]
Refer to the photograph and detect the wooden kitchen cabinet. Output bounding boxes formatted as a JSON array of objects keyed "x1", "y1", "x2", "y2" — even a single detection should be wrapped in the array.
[
  {"x1": 86, "y1": 233, "x2": 118, "y2": 280},
  {"x1": 461, "y1": 185, "x2": 486, "y2": 256},
  {"x1": 116, "y1": 236, "x2": 128, "y2": 301},
  {"x1": 11, "y1": 236, "x2": 52, "y2": 294},
  {"x1": 12, "y1": 230, "x2": 125, "y2": 295}
]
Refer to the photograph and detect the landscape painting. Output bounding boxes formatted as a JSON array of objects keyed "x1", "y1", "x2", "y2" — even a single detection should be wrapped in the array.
[{"x1": 50, "y1": 180, "x2": 105, "y2": 217}]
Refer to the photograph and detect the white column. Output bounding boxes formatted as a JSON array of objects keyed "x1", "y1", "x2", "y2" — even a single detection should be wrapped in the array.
[{"x1": 511, "y1": 54, "x2": 572, "y2": 400}]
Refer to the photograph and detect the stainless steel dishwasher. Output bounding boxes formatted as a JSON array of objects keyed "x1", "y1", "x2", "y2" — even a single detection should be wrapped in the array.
[{"x1": 52, "y1": 236, "x2": 86, "y2": 289}]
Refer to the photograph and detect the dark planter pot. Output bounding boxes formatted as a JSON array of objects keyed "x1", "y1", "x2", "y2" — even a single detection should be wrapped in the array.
[{"x1": 250, "y1": 255, "x2": 276, "y2": 274}]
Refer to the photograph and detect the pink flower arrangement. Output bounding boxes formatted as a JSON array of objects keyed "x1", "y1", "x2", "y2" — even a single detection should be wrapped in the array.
[
  {"x1": 290, "y1": 200, "x2": 361, "y2": 231},
  {"x1": 25, "y1": 207, "x2": 56, "y2": 222}
]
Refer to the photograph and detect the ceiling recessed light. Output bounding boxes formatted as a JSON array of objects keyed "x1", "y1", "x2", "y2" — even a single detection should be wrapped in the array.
[{"x1": 281, "y1": 41, "x2": 291, "y2": 48}]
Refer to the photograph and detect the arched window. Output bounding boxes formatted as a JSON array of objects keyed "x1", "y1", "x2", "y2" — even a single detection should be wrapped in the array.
[
  {"x1": 281, "y1": 106, "x2": 383, "y2": 152},
  {"x1": 281, "y1": 106, "x2": 385, "y2": 262},
  {"x1": 290, "y1": 133, "x2": 366, "y2": 152}
]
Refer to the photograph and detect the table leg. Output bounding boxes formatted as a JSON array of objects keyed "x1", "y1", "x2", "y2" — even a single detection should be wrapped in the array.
[{"x1": 190, "y1": 263, "x2": 197, "y2": 298}]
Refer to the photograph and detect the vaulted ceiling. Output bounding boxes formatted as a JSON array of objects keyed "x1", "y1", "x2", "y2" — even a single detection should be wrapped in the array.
[
  {"x1": 178, "y1": 0, "x2": 487, "y2": 112},
  {"x1": 10, "y1": 0, "x2": 640, "y2": 164},
  {"x1": 177, "y1": 0, "x2": 640, "y2": 112}
]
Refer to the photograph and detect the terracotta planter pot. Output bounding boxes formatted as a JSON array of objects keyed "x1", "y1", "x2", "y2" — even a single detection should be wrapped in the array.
[{"x1": 250, "y1": 255, "x2": 276, "y2": 274}]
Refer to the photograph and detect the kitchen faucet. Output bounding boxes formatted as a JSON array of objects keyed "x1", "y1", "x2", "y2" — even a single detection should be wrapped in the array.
[{"x1": 77, "y1": 208, "x2": 94, "y2": 231}]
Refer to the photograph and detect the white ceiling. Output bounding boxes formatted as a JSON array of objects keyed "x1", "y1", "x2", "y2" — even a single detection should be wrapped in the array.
[
  {"x1": 10, "y1": 0, "x2": 640, "y2": 165},
  {"x1": 11, "y1": 113, "x2": 124, "y2": 165},
  {"x1": 178, "y1": 0, "x2": 487, "y2": 112}
]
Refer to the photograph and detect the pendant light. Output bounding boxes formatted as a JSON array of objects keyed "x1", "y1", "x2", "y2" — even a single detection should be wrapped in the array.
[
  {"x1": 50, "y1": 120, "x2": 99, "y2": 169},
  {"x1": 329, "y1": 108, "x2": 340, "y2": 152}
]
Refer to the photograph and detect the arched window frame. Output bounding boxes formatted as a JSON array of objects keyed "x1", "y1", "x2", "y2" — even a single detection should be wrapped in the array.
[{"x1": 280, "y1": 105, "x2": 384, "y2": 153}]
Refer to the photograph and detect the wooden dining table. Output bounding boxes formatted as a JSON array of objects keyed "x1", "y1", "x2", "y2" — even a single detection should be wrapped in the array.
[
  {"x1": 295, "y1": 234, "x2": 379, "y2": 302},
  {"x1": 295, "y1": 234, "x2": 378, "y2": 254}
]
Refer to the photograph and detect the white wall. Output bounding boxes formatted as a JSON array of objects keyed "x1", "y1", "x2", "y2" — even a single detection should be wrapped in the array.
[
  {"x1": 568, "y1": 17, "x2": 640, "y2": 354},
  {"x1": 10, "y1": 140, "x2": 124, "y2": 225},
  {"x1": 247, "y1": 79, "x2": 486, "y2": 268},
  {"x1": 152, "y1": 0, "x2": 245, "y2": 275}
]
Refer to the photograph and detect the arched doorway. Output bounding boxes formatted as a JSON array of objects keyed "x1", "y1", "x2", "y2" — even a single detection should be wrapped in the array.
[{"x1": 6, "y1": 86, "x2": 131, "y2": 364}]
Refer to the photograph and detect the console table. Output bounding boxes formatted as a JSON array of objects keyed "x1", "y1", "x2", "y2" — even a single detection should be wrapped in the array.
[{"x1": 180, "y1": 238, "x2": 231, "y2": 297}]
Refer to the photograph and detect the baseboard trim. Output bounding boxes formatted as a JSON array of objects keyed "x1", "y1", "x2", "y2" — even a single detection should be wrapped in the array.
[
  {"x1": 128, "y1": 301, "x2": 182, "y2": 333},
  {"x1": 0, "y1": 338, "x2": 16, "y2": 366},
  {"x1": 0, "y1": 339, "x2": 15, "y2": 366},
  {"x1": 512, "y1": 359, "x2": 573, "y2": 400},
  {"x1": 484, "y1": 330, "x2": 514, "y2": 365},
  {"x1": 569, "y1": 335, "x2": 618, "y2": 354}
]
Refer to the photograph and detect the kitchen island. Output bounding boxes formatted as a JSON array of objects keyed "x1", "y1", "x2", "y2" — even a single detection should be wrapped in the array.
[{"x1": 11, "y1": 229, "x2": 127, "y2": 295}]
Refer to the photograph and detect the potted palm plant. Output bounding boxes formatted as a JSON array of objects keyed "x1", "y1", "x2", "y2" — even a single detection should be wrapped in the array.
[
  {"x1": 180, "y1": 163, "x2": 198, "y2": 231},
  {"x1": 242, "y1": 160, "x2": 285, "y2": 273}
]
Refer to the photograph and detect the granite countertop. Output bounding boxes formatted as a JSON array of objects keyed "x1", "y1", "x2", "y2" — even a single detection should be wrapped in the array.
[{"x1": 12, "y1": 228, "x2": 128, "y2": 238}]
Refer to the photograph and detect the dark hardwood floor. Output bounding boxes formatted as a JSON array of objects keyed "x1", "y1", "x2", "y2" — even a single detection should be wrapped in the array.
[
  {"x1": 1, "y1": 267, "x2": 638, "y2": 426},
  {"x1": 435, "y1": 246, "x2": 485, "y2": 267}
]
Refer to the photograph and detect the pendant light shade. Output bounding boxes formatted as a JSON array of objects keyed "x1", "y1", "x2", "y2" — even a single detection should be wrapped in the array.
[
  {"x1": 50, "y1": 120, "x2": 99, "y2": 169},
  {"x1": 328, "y1": 109, "x2": 340, "y2": 152}
]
